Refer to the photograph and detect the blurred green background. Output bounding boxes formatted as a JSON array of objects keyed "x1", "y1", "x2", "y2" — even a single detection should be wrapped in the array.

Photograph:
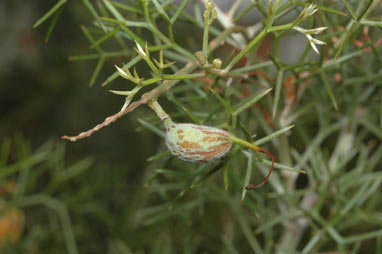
[{"x1": 1, "y1": 1, "x2": 161, "y2": 253}]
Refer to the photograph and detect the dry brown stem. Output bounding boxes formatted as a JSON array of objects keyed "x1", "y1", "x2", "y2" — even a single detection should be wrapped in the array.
[
  {"x1": 61, "y1": 100, "x2": 143, "y2": 141},
  {"x1": 61, "y1": 62, "x2": 197, "y2": 141}
]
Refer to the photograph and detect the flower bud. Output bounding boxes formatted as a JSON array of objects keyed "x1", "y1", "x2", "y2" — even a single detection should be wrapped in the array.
[
  {"x1": 165, "y1": 123, "x2": 232, "y2": 163},
  {"x1": 212, "y1": 58, "x2": 222, "y2": 69}
]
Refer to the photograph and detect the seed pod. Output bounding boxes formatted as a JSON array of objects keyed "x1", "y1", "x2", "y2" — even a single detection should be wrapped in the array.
[
  {"x1": 166, "y1": 122, "x2": 232, "y2": 163},
  {"x1": 149, "y1": 100, "x2": 275, "y2": 189}
]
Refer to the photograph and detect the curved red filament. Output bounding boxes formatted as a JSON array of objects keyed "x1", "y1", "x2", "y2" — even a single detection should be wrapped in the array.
[{"x1": 245, "y1": 149, "x2": 274, "y2": 190}]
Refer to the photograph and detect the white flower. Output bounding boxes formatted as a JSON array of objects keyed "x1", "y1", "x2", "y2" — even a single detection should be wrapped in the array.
[
  {"x1": 109, "y1": 90, "x2": 132, "y2": 96},
  {"x1": 294, "y1": 26, "x2": 327, "y2": 54},
  {"x1": 301, "y1": 4, "x2": 318, "y2": 19},
  {"x1": 294, "y1": 26, "x2": 327, "y2": 35},
  {"x1": 306, "y1": 34, "x2": 326, "y2": 54},
  {"x1": 115, "y1": 65, "x2": 129, "y2": 78},
  {"x1": 135, "y1": 40, "x2": 146, "y2": 57}
]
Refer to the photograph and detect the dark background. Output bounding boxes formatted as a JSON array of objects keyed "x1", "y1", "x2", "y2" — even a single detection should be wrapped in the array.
[
  {"x1": 1, "y1": 1, "x2": 157, "y2": 171},
  {"x1": 1, "y1": 2, "x2": 161, "y2": 252}
]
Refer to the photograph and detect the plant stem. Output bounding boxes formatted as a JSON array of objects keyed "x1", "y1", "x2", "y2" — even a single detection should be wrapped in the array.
[
  {"x1": 229, "y1": 136, "x2": 261, "y2": 152},
  {"x1": 225, "y1": 28, "x2": 267, "y2": 72},
  {"x1": 203, "y1": 16, "x2": 209, "y2": 57},
  {"x1": 148, "y1": 100, "x2": 172, "y2": 128}
]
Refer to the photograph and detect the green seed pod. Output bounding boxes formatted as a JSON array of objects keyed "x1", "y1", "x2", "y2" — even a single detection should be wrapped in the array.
[
  {"x1": 166, "y1": 122, "x2": 232, "y2": 163},
  {"x1": 149, "y1": 100, "x2": 275, "y2": 189}
]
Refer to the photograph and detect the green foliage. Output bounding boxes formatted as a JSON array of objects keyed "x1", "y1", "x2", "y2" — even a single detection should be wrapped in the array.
[{"x1": 2, "y1": 0, "x2": 382, "y2": 253}]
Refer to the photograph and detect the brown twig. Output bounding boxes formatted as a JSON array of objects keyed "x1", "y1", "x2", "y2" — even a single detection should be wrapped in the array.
[
  {"x1": 61, "y1": 62, "x2": 197, "y2": 142},
  {"x1": 61, "y1": 100, "x2": 143, "y2": 141},
  {"x1": 61, "y1": 25, "x2": 247, "y2": 142}
]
